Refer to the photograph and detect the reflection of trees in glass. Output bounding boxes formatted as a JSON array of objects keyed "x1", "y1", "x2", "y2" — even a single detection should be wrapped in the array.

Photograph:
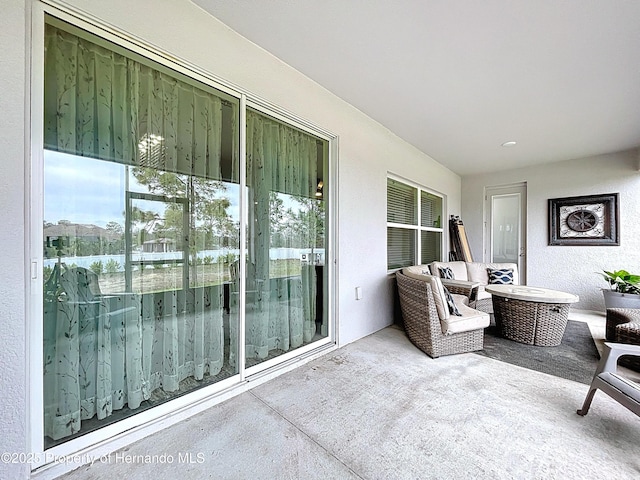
[
  {"x1": 105, "y1": 221, "x2": 123, "y2": 235},
  {"x1": 269, "y1": 192, "x2": 286, "y2": 247},
  {"x1": 105, "y1": 259, "x2": 121, "y2": 274},
  {"x1": 90, "y1": 261, "x2": 104, "y2": 275},
  {"x1": 269, "y1": 193, "x2": 325, "y2": 249},
  {"x1": 131, "y1": 167, "x2": 238, "y2": 249},
  {"x1": 129, "y1": 206, "x2": 162, "y2": 248},
  {"x1": 43, "y1": 220, "x2": 125, "y2": 258},
  {"x1": 292, "y1": 197, "x2": 325, "y2": 249}
]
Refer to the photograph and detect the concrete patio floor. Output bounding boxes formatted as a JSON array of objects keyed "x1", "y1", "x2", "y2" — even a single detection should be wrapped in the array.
[{"x1": 51, "y1": 310, "x2": 640, "y2": 480}]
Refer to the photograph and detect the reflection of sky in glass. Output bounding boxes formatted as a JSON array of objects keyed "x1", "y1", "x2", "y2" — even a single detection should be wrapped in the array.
[
  {"x1": 279, "y1": 193, "x2": 307, "y2": 216},
  {"x1": 44, "y1": 150, "x2": 240, "y2": 228},
  {"x1": 45, "y1": 150, "x2": 126, "y2": 227}
]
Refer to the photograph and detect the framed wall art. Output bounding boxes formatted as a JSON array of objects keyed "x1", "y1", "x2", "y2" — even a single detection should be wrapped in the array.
[{"x1": 548, "y1": 193, "x2": 619, "y2": 246}]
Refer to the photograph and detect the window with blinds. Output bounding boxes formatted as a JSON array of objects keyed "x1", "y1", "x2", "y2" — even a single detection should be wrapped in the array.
[{"x1": 387, "y1": 177, "x2": 444, "y2": 270}]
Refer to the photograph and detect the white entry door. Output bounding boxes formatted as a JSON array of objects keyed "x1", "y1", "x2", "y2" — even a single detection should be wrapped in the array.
[{"x1": 484, "y1": 183, "x2": 527, "y2": 284}]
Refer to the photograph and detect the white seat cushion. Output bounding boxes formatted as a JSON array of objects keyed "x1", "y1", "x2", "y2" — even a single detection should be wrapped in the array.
[
  {"x1": 440, "y1": 297, "x2": 490, "y2": 335},
  {"x1": 452, "y1": 293, "x2": 469, "y2": 306},
  {"x1": 476, "y1": 287, "x2": 492, "y2": 301}
]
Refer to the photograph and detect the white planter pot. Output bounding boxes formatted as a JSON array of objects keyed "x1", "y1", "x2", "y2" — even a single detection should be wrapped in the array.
[{"x1": 603, "y1": 289, "x2": 640, "y2": 309}]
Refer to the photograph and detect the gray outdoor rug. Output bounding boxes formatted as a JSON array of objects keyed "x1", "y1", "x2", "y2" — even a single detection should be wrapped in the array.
[{"x1": 475, "y1": 320, "x2": 600, "y2": 384}]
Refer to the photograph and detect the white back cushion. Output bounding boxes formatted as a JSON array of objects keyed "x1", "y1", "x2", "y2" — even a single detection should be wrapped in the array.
[
  {"x1": 403, "y1": 265, "x2": 432, "y2": 279},
  {"x1": 466, "y1": 262, "x2": 519, "y2": 285},
  {"x1": 429, "y1": 261, "x2": 469, "y2": 281},
  {"x1": 402, "y1": 267, "x2": 449, "y2": 320}
]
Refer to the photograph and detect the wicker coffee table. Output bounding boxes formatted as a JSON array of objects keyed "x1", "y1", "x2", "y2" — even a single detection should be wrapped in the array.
[{"x1": 485, "y1": 285, "x2": 579, "y2": 346}]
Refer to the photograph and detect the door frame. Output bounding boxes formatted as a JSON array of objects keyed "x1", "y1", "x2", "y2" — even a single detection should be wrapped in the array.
[
  {"x1": 484, "y1": 182, "x2": 527, "y2": 284},
  {"x1": 29, "y1": 2, "x2": 339, "y2": 473}
]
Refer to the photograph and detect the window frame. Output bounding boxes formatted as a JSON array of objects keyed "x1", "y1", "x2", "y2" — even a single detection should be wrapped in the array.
[{"x1": 386, "y1": 174, "x2": 445, "y2": 272}]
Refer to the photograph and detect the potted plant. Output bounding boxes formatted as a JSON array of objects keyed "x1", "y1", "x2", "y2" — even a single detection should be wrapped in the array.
[{"x1": 599, "y1": 269, "x2": 640, "y2": 309}]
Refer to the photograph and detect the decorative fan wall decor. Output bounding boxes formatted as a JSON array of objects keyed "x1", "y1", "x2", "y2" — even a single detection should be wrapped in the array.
[{"x1": 548, "y1": 193, "x2": 619, "y2": 246}]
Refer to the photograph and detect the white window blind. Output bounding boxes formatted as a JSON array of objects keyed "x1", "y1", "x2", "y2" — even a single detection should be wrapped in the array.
[
  {"x1": 387, "y1": 227, "x2": 416, "y2": 270},
  {"x1": 387, "y1": 177, "x2": 444, "y2": 270},
  {"x1": 387, "y1": 179, "x2": 417, "y2": 225}
]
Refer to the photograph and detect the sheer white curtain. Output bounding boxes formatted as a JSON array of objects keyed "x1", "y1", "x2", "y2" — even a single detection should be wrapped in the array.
[
  {"x1": 228, "y1": 110, "x2": 319, "y2": 365},
  {"x1": 44, "y1": 18, "x2": 237, "y2": 179},
  {"x1": 43, "y1": 19, "x2": 236, "y2": 441},
  {"x1": 43, "y1": 265, "x2": 145, "y2": 439}
]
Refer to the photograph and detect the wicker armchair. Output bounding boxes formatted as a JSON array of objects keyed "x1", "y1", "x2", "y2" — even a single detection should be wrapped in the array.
[
  {"x1": 396, "y1": 271, "x2": 488, "y2": 358},
  {"x1": 605, "y1": 308, "x2": 640, "y2": 341},
  {"x1": 605, "y1": 308, "x2": 640, "y2": 371}
]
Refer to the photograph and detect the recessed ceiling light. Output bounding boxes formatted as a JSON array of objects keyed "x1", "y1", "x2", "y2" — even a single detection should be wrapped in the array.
[{"x1": 501, "y1": 141, "x2": 517, "y2": 147}]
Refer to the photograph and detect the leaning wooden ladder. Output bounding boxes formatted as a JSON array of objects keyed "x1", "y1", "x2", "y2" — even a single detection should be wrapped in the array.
[{"x1": 449, "y1": 215, "x2": 474, "y2": 262}]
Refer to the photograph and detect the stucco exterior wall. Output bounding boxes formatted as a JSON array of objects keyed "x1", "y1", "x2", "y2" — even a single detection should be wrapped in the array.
[
  {"x1": 1, "y1": 1, "x2": 461, "y2": 477},
  {"x1": 0, "y1": 0, "x2": 28, "y2": 479},
  {"x1": 461, "y1": 149, "x2": 640, "y2": 311}
]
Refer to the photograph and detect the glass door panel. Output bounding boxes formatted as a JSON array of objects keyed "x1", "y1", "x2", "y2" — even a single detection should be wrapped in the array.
[
  {"x1": 241, "y1": 109, "x2": 329, "y2": 368},
  {"x1": 485, "y1": 183, "x2": 526, "y2": 280},
  {"x1": 42, "y1": 15, "x2": 240, "y2": 448},
  {"x1": 491, "y1": 194, "x2": 521, "y2": 264},
  {"x1": 40, "y1": 12, "x2": 333, "y2": 453}
]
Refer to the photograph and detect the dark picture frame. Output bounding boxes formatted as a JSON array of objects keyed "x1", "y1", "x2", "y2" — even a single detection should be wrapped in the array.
[{"x1": 548, "y1": 193, "x2": 619, "y2": 246}]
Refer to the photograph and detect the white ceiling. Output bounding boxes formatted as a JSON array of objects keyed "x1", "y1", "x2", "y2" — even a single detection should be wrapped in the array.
[{"x1": 193, "y1": 0, "x2": 640, "y2": 175}]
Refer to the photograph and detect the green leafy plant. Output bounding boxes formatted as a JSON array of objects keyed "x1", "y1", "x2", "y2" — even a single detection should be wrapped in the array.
[
  {"x1": 105, "y1": 259, "x2": 121, "y2": 274},
  {"x1": 90, "y1": 261, "x2": 104, "y2": 275},
  {"x1": 43, "y1": 265, "x2": 53, "y2": 283},
  {"x1": 599, "y1": 270, "x2": 640, "y2": 295},
  {"x1": 218, "y1": 252, "x2": 238, "y2": 265}
]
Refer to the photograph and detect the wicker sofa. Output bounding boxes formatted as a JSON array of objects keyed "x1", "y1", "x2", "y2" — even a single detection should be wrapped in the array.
[
  {"x1": 428, "y1": 261, "x2": 519, "y2": 313},
  {"x1": 396, "y1": 267, "x2": 490, "y2": 358}
]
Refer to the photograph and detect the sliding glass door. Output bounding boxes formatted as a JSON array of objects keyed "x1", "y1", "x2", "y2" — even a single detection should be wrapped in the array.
[
  {"x1": 238, "y1": 109, "x2": 329, "y2": 368},
  {"x1": 42, "y1": 15, "x2": 240, "y2": 447},
  {"x1": 40, "y1": 12, "x2": 332, "y2": 451}
]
